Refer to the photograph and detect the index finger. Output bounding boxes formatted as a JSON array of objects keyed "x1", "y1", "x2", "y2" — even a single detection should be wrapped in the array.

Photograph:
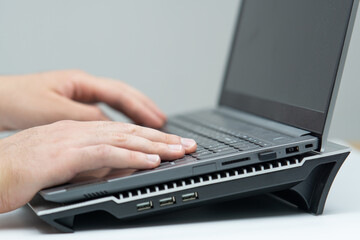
[
  {"x1": 74, "y1": 75, "x2": 166, "y2": 128},
  {"x1": 94, "y1": 122, "x2": 197, "y2": 153}
]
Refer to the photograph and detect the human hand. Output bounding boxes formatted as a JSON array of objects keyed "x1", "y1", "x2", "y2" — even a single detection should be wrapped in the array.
[
  {"x1": 0, "y1": 70, "x2": 166, "y2": 131},
  {"x1": 0, "y1": 120, "x2": 197, "y2": 213}
]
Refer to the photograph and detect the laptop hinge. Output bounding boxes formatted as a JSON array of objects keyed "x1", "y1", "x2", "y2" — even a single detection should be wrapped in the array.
[{"x1": 218, "y1": 106, "x2": 311, "y2": 138}]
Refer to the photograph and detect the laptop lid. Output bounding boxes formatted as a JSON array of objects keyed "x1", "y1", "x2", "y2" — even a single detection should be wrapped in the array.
[{"x1": 219, "y1": 0, "x2": 358, "y2": 148}]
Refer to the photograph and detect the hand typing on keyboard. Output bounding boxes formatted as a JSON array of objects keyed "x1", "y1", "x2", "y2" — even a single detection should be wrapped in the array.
[
  {"x1": 0, "y1": 70, "x2": 197, "y2": 214},
  {"x1": 162, "y1": 119, "x2": 264, "y2": 164}
]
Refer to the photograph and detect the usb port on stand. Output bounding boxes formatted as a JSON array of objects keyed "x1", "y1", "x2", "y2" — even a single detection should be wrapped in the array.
[
  {"x1": 136, "y1": 201, "x2": 153, "y2": 211},
  {"x1": 182, "y1": 192, "x2": 199, "y2": 202},
  {"x1": 159, "y1": 196, "x2": 176, "y2": 207}
]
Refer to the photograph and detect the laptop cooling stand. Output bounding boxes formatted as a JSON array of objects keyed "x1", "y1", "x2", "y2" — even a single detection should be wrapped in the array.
[{"x1": 28, "y1": 142, "x2": 350, "y2": 232}]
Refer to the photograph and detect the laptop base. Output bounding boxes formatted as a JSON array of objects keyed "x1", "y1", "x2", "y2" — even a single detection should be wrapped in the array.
[{"x1": 28, "y1": 142, "x2": 350, "y2": 233}]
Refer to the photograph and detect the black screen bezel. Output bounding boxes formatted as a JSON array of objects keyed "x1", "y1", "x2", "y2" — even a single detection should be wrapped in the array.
[{"x1": 219, "y1": 0, "x2": 353, "y2": 136}]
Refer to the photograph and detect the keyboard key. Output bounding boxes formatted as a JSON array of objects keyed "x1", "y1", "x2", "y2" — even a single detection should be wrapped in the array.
[
  {"x1": 174, "y1": 155, "x2": 197, "y2": 165},
  {"x1": 194, "y1": 148, "x2": 207, "y2": 153},
  {"x1": 209, "y1": 144, "x2": 226, "y2": 149},
  {"x1": 191, "y1": 151, "x2": 213, "y2": 159},
  {"x1": 217, "y1": 136, "x2": 239, "y2": 143},
  {"x1": 230, "y1": 142, "x2": 248, "y2": 148},
  {"x1": 175, "y1": 155, "x2": 196, "y2": 161},
  {"x1": 156, "y1": 162, "x2": 173, "y2": 170},
  {"x1": 164, "y1": 119, "x2": 267, "y2": 163},
  {"x1": 213, "y1": 146, "x2": 237, "y2": 153},
  {"x1": 236, "y1": 145, "x2": 259, "y2": 151},
  {"x1": 202, "y1": 142, "x2": 223, "y2": 149},
  {"x1": 197, "y1": 149, "x2": 239, "y2": 160}
]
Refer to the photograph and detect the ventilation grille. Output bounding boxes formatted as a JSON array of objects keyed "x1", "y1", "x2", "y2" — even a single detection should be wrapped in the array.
[
  {"x1": 116, "y1": 157, "x2": 303, "y2": 203},
  {"x1": 38, "y1": 156, "x2": 305, "y2": 216},
  {"x1": 84, "y1": 191, "x2": 109, "y2": 199}
]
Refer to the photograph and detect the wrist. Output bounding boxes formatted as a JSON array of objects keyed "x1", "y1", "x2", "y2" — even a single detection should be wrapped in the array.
[
  {"x1": 0, "y1": 76, "x2": 15, "y2": 131},
  {"x1": 0, "y1": 137, "x2": 20, "y2": 213},
  {"x1": 0, "y1": 139, "x2": 9, "y2": 213},
  {"x1": 0, "y1": 138, "x2": 15, "y2": 213}
]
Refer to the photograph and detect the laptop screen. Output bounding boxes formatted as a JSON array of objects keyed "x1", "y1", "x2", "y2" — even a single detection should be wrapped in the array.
[{"x1": 220, "y1": 0, "x2": 355, "y2": 135}]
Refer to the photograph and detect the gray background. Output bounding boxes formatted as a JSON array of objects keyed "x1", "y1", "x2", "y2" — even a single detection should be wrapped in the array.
[{"x1": 0, "y1": 0, "x2": 359, "y2": 140}]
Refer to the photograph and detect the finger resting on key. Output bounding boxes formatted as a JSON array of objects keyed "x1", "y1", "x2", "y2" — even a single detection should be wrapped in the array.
[
  {"x1": 90, "y1": 122, "x2": 197, "y2": 154},
  {"x1": 72, "y1": 145, "x2": 161, "y2": 174},
  {"x1": 85, "y1": 132, "x2": 186, "y2": 160}
]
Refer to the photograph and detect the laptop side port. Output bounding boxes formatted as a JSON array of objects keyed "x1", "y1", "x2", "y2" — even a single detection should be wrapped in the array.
[
  {"x1": 222, "y1": 157, "x2": 250, "y2": 166},
  {"x1": 286, "y1": 146, "x2": 299, "y2": 154},
  {"x1": 182, "y1": 192, "x2": 199, "y2": 202},
  {"x1": 136, "y1": 201, "x2": 153, "y2": 211},
  {"x1": 159, "y1": 196, "x2": 176, "y2": 207}
]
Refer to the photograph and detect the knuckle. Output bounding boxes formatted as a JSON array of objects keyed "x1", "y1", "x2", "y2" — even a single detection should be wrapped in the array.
[
  {"x1": 96, "y1": 121, "x2": 115, "y2": 131},
  {"x1": 163, "y1": 133, "x2": 170, "y2": 143},
  {"x1": 95, "y1": 144, "x2": 111, "y2": 158},
  {"x1": 154, "y1": 142, "x2": 167, "y2": 153},
  {"x1": 172, "y1": 134, "x2": 182, "y2": 143},
  {"x1": 99, "y1": 121, "x2": 112, "y2": 128},
  {"x1": 128, "y1": 151, "x2": 139, "y2": 164},
  {"x1": 122, "y1": 123, "x2": 137, "y2": 135},
  {"x1": 112, "y1": 132, "x2": 128, "y2": 143},
  {"x1": 164, "y1": 133, "x2": 180, "y2": 143}
]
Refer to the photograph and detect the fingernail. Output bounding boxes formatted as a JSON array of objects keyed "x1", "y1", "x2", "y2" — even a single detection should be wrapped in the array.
[
  {"x1": 168, "y1": 144, "x2": 184, "y2": 151},
  {"x1": 147, "y1": 154, "x2": 160, "y2": 163},
  {"x1": 181, "y1": 138, "x2": 197, "y2": 149}
]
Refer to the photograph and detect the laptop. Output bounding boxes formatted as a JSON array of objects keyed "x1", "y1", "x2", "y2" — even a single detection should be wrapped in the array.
[{"x1": 40, "y1": 0, "x2": 358, "y2": 203}]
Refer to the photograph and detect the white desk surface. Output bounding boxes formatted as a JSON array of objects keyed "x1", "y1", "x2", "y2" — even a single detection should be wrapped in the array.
[{"x1": 0, "y1": 143, "x2": 359, "y2": 240}]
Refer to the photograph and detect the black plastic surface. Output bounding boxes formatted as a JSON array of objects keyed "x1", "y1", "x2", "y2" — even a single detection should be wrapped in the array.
[
  {"x1": 28, "y1": 142, "x2": 350, "y2": 232},
  {"x1": 258, "y1": 151, "x2": 277, "y2": 161}
]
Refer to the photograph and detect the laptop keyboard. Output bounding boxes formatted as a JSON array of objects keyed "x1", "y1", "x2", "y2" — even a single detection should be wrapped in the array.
[{"x1": 160, "y1": 118, "x2": 269, "y2": 166}]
